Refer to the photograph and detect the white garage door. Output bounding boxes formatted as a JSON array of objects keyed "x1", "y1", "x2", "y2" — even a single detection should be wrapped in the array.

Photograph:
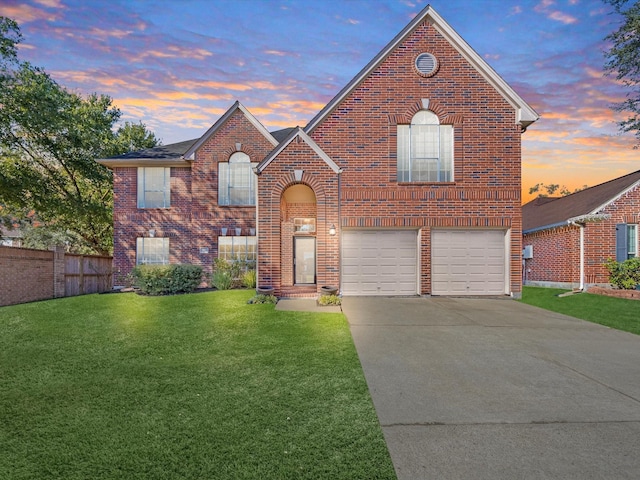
[
  {"x1": 342, "y1": 230, "x2": 418, "y2": 296},
  {"x1": 432, "y1": 229, "x2": 506, "y2": 295}
]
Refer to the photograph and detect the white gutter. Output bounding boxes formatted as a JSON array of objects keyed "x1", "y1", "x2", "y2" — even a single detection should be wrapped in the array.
[
  {"x1": 568, "y1": 221, "x2": 585, "y2": 291},
  {"x1": 566, "y1": 213, "x2": 610, "y2": 291}
]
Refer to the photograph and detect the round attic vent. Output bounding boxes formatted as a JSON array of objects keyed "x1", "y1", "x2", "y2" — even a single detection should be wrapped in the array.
[{"x1": 414, "y1": 52, "x2": 439, "y2": 77}]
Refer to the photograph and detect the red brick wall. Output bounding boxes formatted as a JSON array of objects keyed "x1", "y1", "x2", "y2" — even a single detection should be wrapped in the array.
[
  {"x1": 306, "y1": 19, "x2": 523, "y2": 295},
  {"x1": 0, "y1": 246, "x2": 54, "y2": 305},
  {"x1": 523, "y1": 184, "x2": 640, "y2": 286},
  {"x1": 111, "y1": 109, "x2": 274, "y2": 284},
  {"x1": 256, "y1": 140, "x2": 340, "y2": 295},
  {"x1": 523, "y1": 226, "x2": 580, "y2": 286}
]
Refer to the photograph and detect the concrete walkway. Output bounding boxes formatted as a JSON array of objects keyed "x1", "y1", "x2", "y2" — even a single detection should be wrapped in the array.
[
  {"x1": 275, "y1": 298, "x2": 341, "y2": 314},
  {"x1": 342, "y1": 296, "x2": 640, "y2": 480}
]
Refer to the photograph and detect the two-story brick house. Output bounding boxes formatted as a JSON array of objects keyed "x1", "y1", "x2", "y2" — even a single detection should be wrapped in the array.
[{"x1": 100, "y1": 5, "x2": 538, "y2": 297}]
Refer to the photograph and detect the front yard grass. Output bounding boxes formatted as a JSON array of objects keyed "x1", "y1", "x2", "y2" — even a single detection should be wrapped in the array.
[
  {"x1": 0, "y1": 290, "x2": 396, "y2": 480},
  {"x1": 521, "y1": 286, "x2": 640, "y2": 335}
]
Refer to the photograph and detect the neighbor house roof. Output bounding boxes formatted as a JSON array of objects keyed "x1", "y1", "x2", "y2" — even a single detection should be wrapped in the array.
[
  {"x1": 523, "y1": 169, "x2": 640, "y2": 233},
  {"x1": 97, "y1": 139, "x2": 198, "y2": 168},
  {"x1": 304, "y1": 4, "x2": 539, "y2": 134}
]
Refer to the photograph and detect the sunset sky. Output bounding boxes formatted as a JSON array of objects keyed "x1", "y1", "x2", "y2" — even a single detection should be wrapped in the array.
[{"x1": 2, "y1": 0, "x2": 637, "y2": 202}]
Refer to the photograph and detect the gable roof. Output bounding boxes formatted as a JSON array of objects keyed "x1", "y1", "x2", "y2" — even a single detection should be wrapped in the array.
[
  {"x1": 182, "y1": 101, "x2": 278, "y2": 160},
  {"x1": 256, "y1": 127, "x2": 342, "y2": 174},
  {"x1": 97, "y1": 139, "x2": 198, "y2": 168},
  {"x1": 523, "y1": 169, "x2": 640, "y2": 233},
  {"x1": 304, "y1": 4, "x2": 539, "y2": 134}
]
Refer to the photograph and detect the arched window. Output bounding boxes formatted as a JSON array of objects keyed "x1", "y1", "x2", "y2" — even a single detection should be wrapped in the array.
[
  {"x1": 397, "y1": 110, "x2": 453, "y2": 182},
  {"x1": 218, "y1": 152, "x2": 257, "y2": 206}
]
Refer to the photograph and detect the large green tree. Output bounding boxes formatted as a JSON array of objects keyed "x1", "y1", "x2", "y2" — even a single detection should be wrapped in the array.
[
  {"x1": 603, "y1": 0, "x2": 640, "y2": 146},
  {"x1": 0, "y1": 17, "x2": 158, "y2": 254}
]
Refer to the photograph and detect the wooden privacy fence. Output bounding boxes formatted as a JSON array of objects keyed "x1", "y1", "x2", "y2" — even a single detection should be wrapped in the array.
[
  {"x1": 63, "y1": 253, "x2": 113, "y2": 297},
  {"x1": 0, "y1": 245, "x2": 113, "y2": 307}
]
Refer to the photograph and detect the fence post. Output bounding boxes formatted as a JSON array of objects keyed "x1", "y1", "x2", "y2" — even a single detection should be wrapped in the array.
[{"x1": 52, "y1": 245, "x2": 66, "y2": 298}]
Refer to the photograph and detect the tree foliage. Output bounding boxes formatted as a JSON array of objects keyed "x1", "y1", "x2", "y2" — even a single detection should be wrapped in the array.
[
  {"x1": 528, "y1": 183, "x2": 588, "y2": 198},
  {"x1": 0, "y1": 17, "x2": 159, "y2": 254},
  {"x1": 603, "y1": 0, "x2": 640, "y2": 146}
]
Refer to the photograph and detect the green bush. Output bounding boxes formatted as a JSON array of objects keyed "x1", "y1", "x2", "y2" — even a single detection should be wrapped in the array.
[
  {"x1": 131, "y1": 264, "x2": 203, "y2": 296},
  {"x1": 242, "y1": 269, "x2": 257, "y2": 289},
  {"x1": 605, "y1": 257, "x2": 640, "y2": 289},
  {"x1": 318, "y1": 294, "x2": 341, "y2": 306},
  {"x1": 247, "y1": 294, "x2": 278, "y2": 305},
  {"x1": 211, "y1": 258, "x2": 256, "y2": 289},
  {"x1": 211, "y1": 270, "x2": 233, "y2": 290}
]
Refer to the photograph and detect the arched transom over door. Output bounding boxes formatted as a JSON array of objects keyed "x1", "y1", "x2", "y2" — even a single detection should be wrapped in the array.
[{"x1": 281, "y1": 184, "x2": 317, "y2": 286}]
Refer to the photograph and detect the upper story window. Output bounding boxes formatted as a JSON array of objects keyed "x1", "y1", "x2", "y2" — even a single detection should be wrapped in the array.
[
  {"x1": 218, "y1": 152, "x2": 257, "y2": 206},
  {"x1": 137, "y1": 167, "x2": 170, "y2": 208},
  {"x1": 136, "y1": 237, "x2": 169, "y2": 265},
  {"x1": 397, "y1": 110, "x2": 453, "y2": 183}
]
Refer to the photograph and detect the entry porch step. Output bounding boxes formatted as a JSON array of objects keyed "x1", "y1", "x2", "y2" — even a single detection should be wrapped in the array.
[{"x1": 279, "y1": 285, "x2": 317, "y2": 298}]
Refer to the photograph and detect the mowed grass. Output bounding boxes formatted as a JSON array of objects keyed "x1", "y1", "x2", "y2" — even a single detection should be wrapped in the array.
[
  {"x1": 521, "y1": 286, "x2": 640, "y2": 335},
  {"x1": 0, "y1": 290, "x2": 396, "y2": 480}
]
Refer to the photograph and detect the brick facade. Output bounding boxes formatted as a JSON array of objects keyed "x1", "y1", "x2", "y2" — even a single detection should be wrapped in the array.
[
  {"x1": 106, "y1": 6, "x2": 535, "y2": 297},
  {"x1": 523, "y1": 184, "x2": 640, "y2": 288},
  {"x1": 111, "y1": 108, "x2": 274, "y2": 284}
]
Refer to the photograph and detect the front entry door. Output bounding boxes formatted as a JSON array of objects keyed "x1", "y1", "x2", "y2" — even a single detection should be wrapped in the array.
[{"x1": 294, "y1": 237, "x2": 316, "y2": 284}]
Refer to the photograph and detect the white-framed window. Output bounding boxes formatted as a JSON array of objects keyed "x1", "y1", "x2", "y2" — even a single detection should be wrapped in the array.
[
  {"x1": 628, "y1": 224, "x2": 638, "y2": 259},
  {"x1": 136, "y1": 237, "x2": 169, "y2": 265},
  {"x1": 397, "y1": 110, "x2": 453, "y2": 182},
  {"x1": 218, "y1": 152, "x2": 257, "y2": 206},
  {"x1": 218, "y1": 236, "x2": 257, "y2": 262},
  {"x1": 137, "y1": 167, "x2": 170, "y2": 208},
  {"x1": 294, "y1": 218, "x2": 316, "y2": 233}
]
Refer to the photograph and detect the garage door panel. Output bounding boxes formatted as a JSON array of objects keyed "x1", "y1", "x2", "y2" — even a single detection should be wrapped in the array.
[
  {"x1": 432, "y1": 229, "x2": 506, "y2": 296},
  {"x1": 342, "y1": 230, "x2": 418, "y2": 296}
]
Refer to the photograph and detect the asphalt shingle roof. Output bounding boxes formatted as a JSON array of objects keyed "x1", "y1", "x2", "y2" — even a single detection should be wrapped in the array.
[{"x1": 523, "y1": 169, "x2": 640, "y2": 232}]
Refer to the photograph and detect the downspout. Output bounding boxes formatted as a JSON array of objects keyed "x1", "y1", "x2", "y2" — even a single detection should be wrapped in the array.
[{"x1": 569, "y1": 220, "x2": 585, "y2": 291}]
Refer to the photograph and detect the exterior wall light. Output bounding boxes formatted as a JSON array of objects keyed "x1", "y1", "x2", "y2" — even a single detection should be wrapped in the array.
[{"x1": 329, "y1": 224, "x2": 336, "y2": 236}]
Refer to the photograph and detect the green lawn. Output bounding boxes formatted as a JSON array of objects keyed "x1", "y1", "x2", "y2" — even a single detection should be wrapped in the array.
[
  {"x1": 0, "y1": 290, "x2": 396, "y2": 480},
  {"x1": 521, "y1": 286, "x2": 640, "y2": 335}
]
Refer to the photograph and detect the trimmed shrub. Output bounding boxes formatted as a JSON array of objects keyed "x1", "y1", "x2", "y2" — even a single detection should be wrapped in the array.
[
  {"x1": 131, "y1": 264, "x2": 203, "y2": 296},
  {"x1": 318, "y1": 294, "x2": 341, "y2": 306},
  {"x1": 605, "y1": 257, "x2": 640, "y2": 290},
  {"x1": 247, "y1": 294, "x2": 278, "y2": 305}
]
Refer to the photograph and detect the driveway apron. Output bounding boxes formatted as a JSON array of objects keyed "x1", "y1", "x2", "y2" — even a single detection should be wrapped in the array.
[{"x1": 342, "y1": 297, "x2": 640, "y2": 480}]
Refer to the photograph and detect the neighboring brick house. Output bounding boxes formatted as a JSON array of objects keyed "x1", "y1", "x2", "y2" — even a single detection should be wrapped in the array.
[
  {"x1": 522, "y1": 170, "x2": 640, "y2": 289},
  {"x1": 100, "y1": 5, "x2": 538, "y2": 297}
]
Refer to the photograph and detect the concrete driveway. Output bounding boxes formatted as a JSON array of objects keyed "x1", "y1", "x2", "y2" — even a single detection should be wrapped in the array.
[{"x1": 341, "y1": 297, "x2": 640, "y2": 480}]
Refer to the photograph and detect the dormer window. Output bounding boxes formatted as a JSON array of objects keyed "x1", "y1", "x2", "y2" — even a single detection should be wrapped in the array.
[{"x1": 397, "y1": 110, "x2": 453, "y2": 182}]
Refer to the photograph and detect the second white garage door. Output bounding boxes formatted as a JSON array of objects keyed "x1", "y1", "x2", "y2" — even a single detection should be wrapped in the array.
[
  {"x1": 342, "y1": 230, "x2": 418, "y2": 296},
  {"x1": 431, "y1": 229, "x2": 507, "y2": 296}
]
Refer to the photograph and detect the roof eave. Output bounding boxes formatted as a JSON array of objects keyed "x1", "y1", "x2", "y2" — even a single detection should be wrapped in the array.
[
  {"x1": 182, "y1": 101, "x2": 278, "y2": 160},
  {"x1": 305, "y1": 5, "x2": 538, "y2": 134},
  {"x1": 523, "y1": 221, "x2": 575, "y2": 235},
  {"x1": 588, "y1": 179, "x2": 640, "y2": 215},
  {"x1": 257, "y1": 127, "x2": 341, "y2": 174},
  {"x1": 97, "y1": 158, "x2": 192, "y2": 168}
]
